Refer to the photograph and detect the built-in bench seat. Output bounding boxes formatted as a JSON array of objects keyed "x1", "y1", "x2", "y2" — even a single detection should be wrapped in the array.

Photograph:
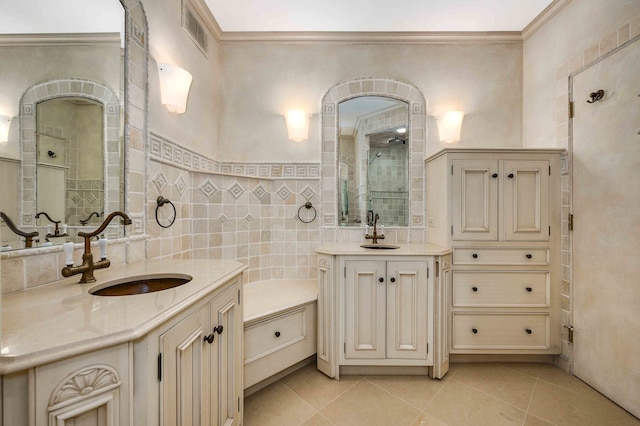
[{"x1": 243, "y1": 279, "x2": 317, "y2": 392}]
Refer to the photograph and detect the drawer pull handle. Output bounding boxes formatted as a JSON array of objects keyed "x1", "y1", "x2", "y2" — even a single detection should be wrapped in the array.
[
  {"x1": 275, "y1": 331, "x2": 281, "y2": 338},
  {"x1": 508, "y1": 173, "x2": 514, "y2": 178},
  {"x1": 525, "y1": 328, "x2": 532, "y2": 334},
  {"x1": 472, "y1": 253, "x2": 478, "y2": 259},
  {"x1": 472, "y1": 286, "x2": 478, "y2": 292},
  {"x1": 472, "y1": 328, "x2": 478, "y2": 334},
  {"x1": 214, "y1": 325, "x2": 224, "y2": 335},
  {"x1": 379, "y1": 277, "x2": 385, "y2": 283},
  {"x1": 390, "y1": 277, "x2": 396, "y2": 283},
  {"x1": 204, "y1": 333, "x2": 215, "y2": 344},
  {"x1": 526, "y1": 287, "x2": 533, "y2": 292},
  {"x1": 492, "y1": 173, "x2": 498, "y2": 178},
  {"x1": 526, "y1": 254, "x2": 533, "y2": 259}
]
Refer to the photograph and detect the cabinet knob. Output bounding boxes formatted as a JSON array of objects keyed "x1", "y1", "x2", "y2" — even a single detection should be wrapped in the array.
[
  {"x1": 390, "y1": 277, "x2": 396, "y2": 283},
  {"x1": 472, "y1": 253, "x2": 478, "y2": 259},
  {"x1": 508, "y1": 173, "x2": 514, "y2": 178},
  {"x1": 379, "y1": 277, "x2": 384, "y2": 283},
  {"x1": 275, "y1": 331, "x2": 281, "y2": 337},
  {"x1": 492, "y1": 173, "x2": 498, "y2": 178},
  {"x1": 472, "y1": 328, "x2": 478, "y2": 334},
  {"x1": 214, "y1": 325, "x2": 224, "y2": 334},
  {"x1": 204, "y1": 333, "x2": 215, "y2": 344},
  {"x1": 526, "y1": 287, "x2": 533, "y2": 292},
  {"x1": 472, "y1": 286, "x2": 478, "y2": 292},
  {"x1": 526, "y1": 254, "x2": 533, "y2": 259},
  {"x1": 525, "y1": 328, "x2": 532, "y2": 334}
]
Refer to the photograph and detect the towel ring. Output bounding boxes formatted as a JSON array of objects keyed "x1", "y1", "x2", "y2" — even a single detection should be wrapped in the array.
[
  {"x1": 297, "y1": 201, "x2": 317, "y2": 224},
  {"x1": 155, "y1": 196, "x2": 176, "y2": 228}
]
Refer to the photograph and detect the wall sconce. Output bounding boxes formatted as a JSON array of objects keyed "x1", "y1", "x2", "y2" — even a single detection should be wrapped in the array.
[
  {"x1": 436, "y1": 111, "x2": 464, "y2": 144},
  {"x1": 157, "y1": 63, "x2": 193, "y2": 114},
  {"x1": 285, "y1": 109, "x2": 310, "y2": 142},
  {"x1": 0, "y1": 115, "x2": 11, "y2": 143}
]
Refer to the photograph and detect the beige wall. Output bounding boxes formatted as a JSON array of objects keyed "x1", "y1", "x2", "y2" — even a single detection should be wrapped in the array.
[
  {"x1": 219, "y1": 42, "x2": 524, "y2": 162},
  {"x1": 145, "y1": 0, "x2": 222, "y2": 159},
  {"x1": 523, "y1": 0, "x2": 640, "y2": 148}
]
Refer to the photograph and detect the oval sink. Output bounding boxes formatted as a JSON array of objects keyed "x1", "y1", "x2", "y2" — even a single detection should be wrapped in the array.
[
  {"x1": 360, "y1": 244, "x2": 400, "y2": 250},
  {"x1": 89, "y1": 274, "x2": 193, "y2": 296}
]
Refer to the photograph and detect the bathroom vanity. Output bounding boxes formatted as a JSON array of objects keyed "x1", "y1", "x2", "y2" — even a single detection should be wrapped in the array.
[
  {"x1": 0, "y1": 259, "x2": 246, "y2": 426},
  {"x1": 315, "y1": 243, "x2": 451, "y2": 380}
]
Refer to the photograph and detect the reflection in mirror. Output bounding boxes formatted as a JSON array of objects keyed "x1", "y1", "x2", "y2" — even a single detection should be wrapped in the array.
[
  {"x1": 0, "y1": 0, "x2": 125, "y2": 250},
  {"x1": 338, "y1": 97, "x2": 409, "y2": 227}
]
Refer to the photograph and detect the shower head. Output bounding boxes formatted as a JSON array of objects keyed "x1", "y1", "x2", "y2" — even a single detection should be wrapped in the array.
[{"x1": 387, "y1": 136, "x2": 406, "y2": 144}]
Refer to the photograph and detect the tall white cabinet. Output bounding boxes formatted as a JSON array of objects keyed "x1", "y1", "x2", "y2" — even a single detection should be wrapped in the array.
[{"x1": 427, "y1": 149, "x2": 563, "y2": 356}]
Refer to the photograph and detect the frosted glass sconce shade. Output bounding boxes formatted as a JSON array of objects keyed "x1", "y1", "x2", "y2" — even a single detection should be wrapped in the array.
[
  {"x1": 285, "y1": 109, "x2": 310, "y2": 142},
  {"x1": 157, "y1": 63, "x2": 193, "y2": 114},
  {"x1": 437, "y1": 111, "x2": 464, "y2": 144},
  {"x1": 0, "y1": 115, "x2": 11, "y2": 143}
]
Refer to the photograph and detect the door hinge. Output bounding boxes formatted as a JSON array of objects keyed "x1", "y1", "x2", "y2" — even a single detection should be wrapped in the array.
[
  {"x1": 427, "y1": 267, "x2": 429, "y2": 279},
  {"x1": 344, "y1": 266, "x2": 346, "y2": 278},
  {"x1": 451, "y1": 165, "x2": 454, "y2": 175},
  {"x1": 549, "y1": 226, "x2": 551, "y2": 236},
  {"x1": 564, "y1": 324, "x2": 574, "y2": 343},
  {"x1": 427, "y1": 343, "x2": 429, "y2": 353},
  {"x1": 435, "y1": 261, "x2": 439, "y2": 278},
  {"x1": 568, "y1": 213, "x2": 574, "y2": 231},
  {"x1": 549, "y1": 165, "x2": 551, "y2": 176},
  {"x1": 451, "y1": 225, "x2": 453, "y2": 236},
  {"x1": 157, "y1": 353, "x2": 162, "y2": 381},
  {"x1": 344, "y1": 342, "x2": 346, "y2": 353},
  {"x1": 568, "y1": 101, "x2": 574, "y2": 118}
]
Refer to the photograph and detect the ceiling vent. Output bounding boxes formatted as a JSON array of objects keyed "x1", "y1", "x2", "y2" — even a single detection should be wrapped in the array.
[{"x1": 182, "y1": 1, "x2": 208, "y2": 56}]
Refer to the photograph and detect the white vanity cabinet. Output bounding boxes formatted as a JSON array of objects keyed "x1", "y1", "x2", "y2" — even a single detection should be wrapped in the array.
[
  {"x1": 156, "y1": 279, "x2": 242, "y2": 426},
  {"x1": 315, "y1": 245, "x2": 451, "y2": 379},
  {"x1": 427, "y1": 149, "x2": 563, "y2": 357}
]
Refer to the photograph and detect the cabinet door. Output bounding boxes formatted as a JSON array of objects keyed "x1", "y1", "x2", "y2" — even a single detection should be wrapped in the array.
[
  {"x1": 386, "y1": 261, "x2": 429, "y2": 360},
  {"x1": 160, "y1": 305, "x2": 210, "y2": 426},
  {"x1": 317, "y1": 255, "x2": 336, "y2": 377},
  {"x1": 210, "y1": 283, "x2": 242, "y2": 426},
  {"x1": 502, "y1": 160, "x2": 550, "y2": 241},
  {"x1": 452, "y1": 159, "x2": 499, "y2": 241},
  {"x1": 344, "y1": 260, "x2": 386, "y2": 359}
]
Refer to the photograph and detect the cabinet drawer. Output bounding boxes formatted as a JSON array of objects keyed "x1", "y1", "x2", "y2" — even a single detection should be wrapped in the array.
[
  {"x1": 244, "y1": 306, "x2": 309, "y2": 363},
  {"x1": 453, "y1": 248, "x2": 548, "y2": 265},
  {"x1": 452, "y1": 313, "x2": 549, "y2": 350},
  {"x1": 452, "y1": 271, "x2": 549, "y2": 307}
]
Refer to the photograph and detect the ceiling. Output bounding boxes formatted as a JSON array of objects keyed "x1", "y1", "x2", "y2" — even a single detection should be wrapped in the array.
[{"x1": 204, "y1": 0, "x2": 555, "y2": 33}]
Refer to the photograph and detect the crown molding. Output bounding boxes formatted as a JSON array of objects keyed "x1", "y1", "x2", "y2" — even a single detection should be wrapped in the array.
[
  {"x1": 0, "y1": 32, "x2": 120, "y2": 47},
  {"x1": 217, "y1": 31, "x2": 523, "y2": 45},
  {"x1": 522, "y1": 0, "x2": 572, "y2": 41},
  {"x1": 189, "y1": 0, "x2": 223, "y2": 41}
]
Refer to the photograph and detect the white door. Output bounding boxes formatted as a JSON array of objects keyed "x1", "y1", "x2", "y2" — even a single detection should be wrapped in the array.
[
  {"x1": 572, "y1": 39, "x2": 640, "y2": 418},
  {"x1": 452, "y1": 159, "x2": 499, "y2": 241},
  {"x1": 344, "y1": 260, "x2": 386, "y2": 359},
  {"x1": 386, "y1": 261, "x2": 429, "y2": 360}
]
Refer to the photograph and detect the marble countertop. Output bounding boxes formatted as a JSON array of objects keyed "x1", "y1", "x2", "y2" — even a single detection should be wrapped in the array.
[
  {"x1": 243, "y1": 279, "x2": 317, "y2": 323},
  {"x1": 314, "y1": 242, "x2": 450, "y2": 256},
  {"x1": 0, "y1": 258, "x2": 247, "y2": 374}
]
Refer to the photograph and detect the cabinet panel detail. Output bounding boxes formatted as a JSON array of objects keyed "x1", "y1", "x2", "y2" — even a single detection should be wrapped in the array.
[
  {"x1": 453, "y1": 248, "x2": 548, "y2": 265},
  {"x1": 452, "y1": 313, "x2": 549, "y2": 350},
  {"x1": 452, "y1": 271, "x2": 549, "y2": 307},
  {"x1": 452, "y1": 160, "x2": 498, "y2": 241},
  {"x1": 317, "y1": 256, "x2": 335, "y2": 377},
  {"x1": 245, "y1": 308, "x2": 307, "y2": 363}
]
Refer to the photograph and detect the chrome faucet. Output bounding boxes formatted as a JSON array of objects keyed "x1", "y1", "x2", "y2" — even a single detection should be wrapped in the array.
[
  {"x1": 62, "y1": 211, "x2": 132, "y2": 283},
  {"x1": 364, "y1": 213, "x2": 385, "y2": 244}
]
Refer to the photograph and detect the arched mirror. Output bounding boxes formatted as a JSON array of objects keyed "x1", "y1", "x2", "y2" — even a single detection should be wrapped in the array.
[
  {"x1": 321, "y1": 77, "x2": 427, "y2": 236},
  {"x1": 0, "y1": 0, "x2": 126, "y2": 248},
  {"x1": 338, "y1": 97, "x2": 409, "y2": 226}
]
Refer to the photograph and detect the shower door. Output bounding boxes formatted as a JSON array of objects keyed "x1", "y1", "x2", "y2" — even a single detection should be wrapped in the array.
[{"x1": 571, "y1": 38, "x2": 640, "y2": 418}]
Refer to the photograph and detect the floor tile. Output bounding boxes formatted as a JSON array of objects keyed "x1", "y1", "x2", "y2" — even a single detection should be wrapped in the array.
[
  {"x1": 364, "y1": 374, "x2": 448, "y2": 410},
  {"x1": 524, "y1": 413, "x2": 557, "y2": 425},
  {"x1": 410, "y1": 412, "x2": 449, "y2": 426},
  {"x1": 301, "y1": 413, "x2": 335, "y2": 426},
  {"x1": 537, "y1": 364, "x2": 603, "y2": 400},
  {"x1": 282, "y1": 365, "x2": 361, "y2": 409},
  {"x1": 452, "y1": 363, "x2": 537, "y2": 409},
  {"x1": 528, "y1": 380, "x2": 640, "y2": 426},
  {"x1": 425, "y1": 380, "x2": 526, "y2": 426},
  {"x1": 320, "y1": 380, "x2": 421, "y2": 426},
  {"x1": 499, "y1": 362, "x2": 543, "y2": 378},
  {"x1": 244, "y1": 381, "x2": 316, "y2": 426}
]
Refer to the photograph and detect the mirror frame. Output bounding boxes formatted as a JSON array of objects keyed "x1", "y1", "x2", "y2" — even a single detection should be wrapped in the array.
[
  {"x1": 321, "y1": 77, "x2": 427, "y2": 232},
  {"x1": 19, "y1": 79, "x2": 121, "y2": 234}
]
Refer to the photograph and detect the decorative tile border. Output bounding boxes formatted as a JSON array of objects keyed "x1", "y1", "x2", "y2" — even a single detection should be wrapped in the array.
[{"x1": 150, "y1": 131, "x2": 321, "y2": 179}]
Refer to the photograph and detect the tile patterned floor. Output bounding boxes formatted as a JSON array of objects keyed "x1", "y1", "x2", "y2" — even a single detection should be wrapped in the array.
[{"x1": 244, "y1": 363, "x2": 640, "y2": 426}]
